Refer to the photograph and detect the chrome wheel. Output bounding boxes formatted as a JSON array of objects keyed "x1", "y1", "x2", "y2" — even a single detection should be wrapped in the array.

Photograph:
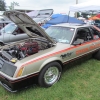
[
  {"x1": 38, "y1": 62, "x2": 62, "y2": 87},
  {"x1": 44, "y1": 66, "x2": 59, "y2": 85}
]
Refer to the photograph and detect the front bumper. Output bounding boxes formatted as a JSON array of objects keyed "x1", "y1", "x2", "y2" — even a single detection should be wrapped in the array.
[
  {"x1": 0, "y1": 81, "x2": 17, "y2": 92},
  {"x1": 0, "y1": 73, "x2": 39, "y2": 92}
]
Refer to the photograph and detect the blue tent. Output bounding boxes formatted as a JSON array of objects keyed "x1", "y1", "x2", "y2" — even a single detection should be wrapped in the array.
[
  {"x1": 51, "y1": 14, "x2": 62, "y2": 19},
  {"x1": 47, "y1": 15, "x2": 84, "y2": 24},
  {"x1": 42, "y1": 15, "x2": 85, "y2": 29}
]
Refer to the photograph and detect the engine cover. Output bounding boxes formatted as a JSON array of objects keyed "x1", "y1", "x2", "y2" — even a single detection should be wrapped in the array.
[{"x1": 20, "y1": 42, "x2": 39, "y2": 56}]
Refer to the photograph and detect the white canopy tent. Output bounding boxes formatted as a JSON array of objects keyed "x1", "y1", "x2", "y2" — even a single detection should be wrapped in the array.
[{"x1": 69, "y1": 0, "x2": 100, "y2": 12}]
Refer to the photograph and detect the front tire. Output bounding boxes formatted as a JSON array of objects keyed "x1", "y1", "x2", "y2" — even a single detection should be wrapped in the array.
[{"x1": 38, "y1": 62, "x2": 62, "y2": 88}]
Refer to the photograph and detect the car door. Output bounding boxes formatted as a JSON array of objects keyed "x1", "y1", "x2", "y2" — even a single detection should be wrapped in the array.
[
  {"x1": 71, "y1": 27, "x2": 97, "y2": 59},
  {"x1": 9, "y1": 33, "x2": 29, "y2": 43},
  {"x1": 1, "y1": 32, "x2": 11, "y2": 43}
]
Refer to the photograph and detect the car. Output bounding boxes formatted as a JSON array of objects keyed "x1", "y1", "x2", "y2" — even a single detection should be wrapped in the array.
[
  {"x1": 92, "y1": 20, "x2": 100, "y2": 28},
  {"x1": 27, "y1": 9, "x2": 53, "y2": 26},
  {"x1": 33, "y1": 9, "x2": 53, "y2": 26},
  {"x1": 0, "y1": 22, "x2": 45, "y2": 45},
  {"x1": 0, "y1": 11, "x2": 100, "y2": 92},
  {"x1": 87, "y1": 20, "x2": 100, "y2": 28},
  {"x1": 0, "y1": 15, "x2": 12, "y2": 29},
  {"x1": 0, "y1": 23, "x2": 29, "y2": 45}
]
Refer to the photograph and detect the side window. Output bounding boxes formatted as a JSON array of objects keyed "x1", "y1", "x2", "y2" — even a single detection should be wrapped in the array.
[
  {"x1": 15, "y1": 27, "x2": 24, "y2": 34},
  {"x1": 73, "y1": 28, "x2": 93, "y2": 44},
  {"x1": 72, "y1": 28, "x2": 93, "y2": 45},
  {"x1": 90, "y1": 26, "x2": 100, "y2": 39}
]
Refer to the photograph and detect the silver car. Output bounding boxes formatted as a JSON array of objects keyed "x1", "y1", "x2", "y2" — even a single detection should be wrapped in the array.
[
  {"x1": 0, "y1": 20, "x2": 11, "y2": 29},
  {"x1": 0, "y1": 11, "x2": 100, "y2": 92},
  {"x1": 33, "y1": 9, "x2": 53, "y2": 25},
  {"x1": 0, "y1": 23, "x2": 29, "y2": 45}
]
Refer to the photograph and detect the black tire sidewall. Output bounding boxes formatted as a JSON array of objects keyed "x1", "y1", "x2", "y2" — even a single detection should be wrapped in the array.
[
  {"x1": 38, "y1": 62, "x2": 62, "y2": 88},
  {"x1": 93, "y1": 50, "x2": 100, "y2": 60}
]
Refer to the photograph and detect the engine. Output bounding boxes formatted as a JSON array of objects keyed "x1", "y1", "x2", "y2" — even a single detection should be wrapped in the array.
[
  {"x1": 0, "y1": 37, "x2": 53, "y2": 63},
  {"x1": 0, "y1": 41, "x2": 39, "y2": 62},
  {"x1": 15, "y1": 41, "x2": 39, "y2": 58}
]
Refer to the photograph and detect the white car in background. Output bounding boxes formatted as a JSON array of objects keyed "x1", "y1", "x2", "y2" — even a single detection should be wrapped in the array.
[
  {"x1": 0, "y1": 23, "x2": 29, "y2": 45},
  {"x1": 32, "y1": 9, "x2": 53, "y2": 25}
]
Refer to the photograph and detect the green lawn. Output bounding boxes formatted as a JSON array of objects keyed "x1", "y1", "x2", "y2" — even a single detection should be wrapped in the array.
[{"x1": 0, "y1": 59, "x2": 100, "y2": 100}]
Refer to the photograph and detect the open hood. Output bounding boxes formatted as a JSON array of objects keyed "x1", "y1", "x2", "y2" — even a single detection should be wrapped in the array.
[{"x1": 3, "y1": 11, "x2": 55, "y2": 44}]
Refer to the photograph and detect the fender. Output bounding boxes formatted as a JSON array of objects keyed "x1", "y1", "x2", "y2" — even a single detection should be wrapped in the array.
[{"x1": 39, "y1": 57, "x2": 63, "y2": 71}]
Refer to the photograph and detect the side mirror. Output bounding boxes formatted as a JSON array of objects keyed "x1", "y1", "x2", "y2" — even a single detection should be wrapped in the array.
[{"x1": 73, "y1": 39, "x2": 84, "y2": 45}]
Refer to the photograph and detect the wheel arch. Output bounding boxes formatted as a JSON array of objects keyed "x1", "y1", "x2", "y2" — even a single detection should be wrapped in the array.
[{"x1": 39, "y1": 57, "x2": 63, "y2": 72}]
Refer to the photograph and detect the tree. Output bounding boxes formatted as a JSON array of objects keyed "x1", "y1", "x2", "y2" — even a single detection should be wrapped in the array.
[
  {"x1": 8, "y1": 1, "x2": 19, "y2": 10},
  {"x1": 0, "y1": 0, "x2": 6, "y2": 11},
  {"x1": 77, "y1": 12, "x2": 81, "y2": 18},
  {"x1": 74, "y1": 12, "x2": 81, "y2": 18}
]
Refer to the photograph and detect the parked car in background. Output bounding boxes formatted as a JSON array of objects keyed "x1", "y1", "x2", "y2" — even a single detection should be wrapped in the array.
[
  {"x1": 92, "y1": 20, "x2": 100, "y2": 28},
  {"x1": 0, "y1": 20, "x2": 11, "y2": 29},
  {"x1": 0, "y1": 23, "x2": 29, "y2": 45},
  {"x1": 0, "y1": 11, "x2": 100, "y2": 92},
  {"x1": 87, "y1": 20, "x2": 100, "y2": 28},
  {"x1": 33, "y1": 9, "x2": 53, "y2": 25},
  {"x1": 0, "y1": 15, "x2": 11, "y2": 29}
]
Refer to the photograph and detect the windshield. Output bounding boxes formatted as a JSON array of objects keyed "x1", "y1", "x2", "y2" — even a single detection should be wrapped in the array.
[
  {"x1": 0, "y1": 23, "x2": 17, "y2": 33},
  {"x1": 45, "y1": 26, "x2": 75, "y2": 44}
]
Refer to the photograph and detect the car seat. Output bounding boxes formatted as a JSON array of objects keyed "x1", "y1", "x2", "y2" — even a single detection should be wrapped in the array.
[{"x1": 77, "y1": 30, "x2": 88, "y2": 41}]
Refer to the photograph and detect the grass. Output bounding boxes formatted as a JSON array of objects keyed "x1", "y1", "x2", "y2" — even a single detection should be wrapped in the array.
[{"x1": 0, "y1": 59, "x2": 100, "y2": 100}]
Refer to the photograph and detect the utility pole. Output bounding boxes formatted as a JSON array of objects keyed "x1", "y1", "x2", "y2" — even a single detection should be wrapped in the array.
[
  {"x1": 76, "y1": 0, "x2": 78, "y2": 4},
  {"x1": 75, "y1": 0, "x2": 78, "y2": 18}
]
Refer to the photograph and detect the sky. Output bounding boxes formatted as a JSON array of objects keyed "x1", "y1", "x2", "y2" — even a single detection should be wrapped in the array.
[{"x1": 4, "y1": 0, "x2": 95, "y2": 15}]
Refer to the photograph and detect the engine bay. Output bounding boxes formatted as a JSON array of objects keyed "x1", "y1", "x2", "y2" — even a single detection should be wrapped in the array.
[{"x1": 0, "y1": 38, "x2": 52, "y2": 63}]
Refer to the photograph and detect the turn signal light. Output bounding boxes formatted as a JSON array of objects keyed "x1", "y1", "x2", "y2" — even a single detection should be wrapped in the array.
[{"x1": 16, "y1": 67, "x2": 24, "y2": 77}]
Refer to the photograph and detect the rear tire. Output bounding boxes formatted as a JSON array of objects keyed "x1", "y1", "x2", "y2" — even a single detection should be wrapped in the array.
[
  {"x1": 93, "y1": 49, "x2": 100, "y2": 60},
  {"x1": 38, "y1": 62, "x2": 62, "y2": 88}
]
